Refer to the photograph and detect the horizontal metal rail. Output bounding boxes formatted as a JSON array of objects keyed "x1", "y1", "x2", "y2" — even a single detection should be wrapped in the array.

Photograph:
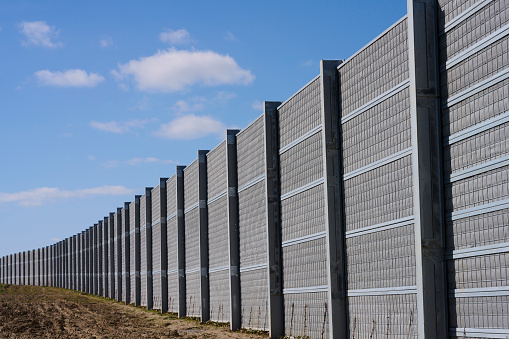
[
  {"x1": 283, "y1": 285, "x2": 328, "y2": 294},
  {"x1": 440, "y1": 0, "x2": 494, "y2": 35},
  {"x1": 343, "y1": 147, "x2": 412, "y2": 180},
  {"x1": 446, "y1": 242, "x2": 509, "y2": 259},
  {"x1": 445, "y1": 155, "x2": 509, "y2": 184},
  {"x1": 348, "y1": 285, "x2": 417, "y2": 296},
  {"x1": 345, "y1": 216, "x2": 414, "y2": 238}
]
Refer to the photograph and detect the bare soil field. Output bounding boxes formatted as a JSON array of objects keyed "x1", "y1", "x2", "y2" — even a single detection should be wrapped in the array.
[{"x1": 0, "y1": 284, "x2": 268, "y2": 339}]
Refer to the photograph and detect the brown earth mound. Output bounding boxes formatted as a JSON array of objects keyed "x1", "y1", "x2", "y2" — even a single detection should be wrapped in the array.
[{"x1": 0, "y1": 284, "x2": 267, "y2": 339}]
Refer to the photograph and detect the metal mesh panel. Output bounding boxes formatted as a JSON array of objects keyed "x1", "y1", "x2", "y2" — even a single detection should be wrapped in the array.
[
  {"x1": 339, "y1": 19, "x2": 409, "y2": 117},
  {"x1": 152, "y1": 187, "x2": 162, "y2": 309},
  {"x1": 438, "y1": 0, "x2": 478, "y2": 26},
  {"x1": 208, "y1": 197, "x2": 228, "y2": 268},
  {"x1": 140, "y1": 195, "x2": 147, "y2": 306},
  {"x1": 185, "y1": 271, "x2": 201, "y2": 317},
  {"x1": 129, "y1": 201, "x2": 136, "y2": 303},
  {"x1": 152, "y1": 186, "x2": 161, "y2": 275},
  {"x1": 281, "y1": 184, "x2": 325, "y2": 242},
  {"x1": 240, "y1": 268, "x2": 268, "y2": 330},
  {"x1": 209, "y1": 270, "x2": 230, "y2": 323},
  {"x1": 439, "y1": 0, "x2": 509, "y2": 62},
  {"x1": 237, "y1": 115, "x2": 265, "y2": 187},
  {"x1": 207, "y1": 141, "x2": 227, "y2": 198},
  {"x1": 346, "y1": 224, "x2": 416, "y2": 290},
  {"x1": 185, "y1": 208, "x2": 200, "y2": 270},
  {"x1": 121, "y1": 208, "x2": 128, "y2": 302},
  {"x1": 167, "y1": 216, "x2": 178, "y2": 272},
  {"x1": 166, "y1": 175, "x2": 176, "y2": 216},
  {"x1": 184, "y1": 160, "x2": 198, "y2": 208},
  {"x1": 153, "y1": 271, "x2": 162, "y2": 310},
  {"x1": 347, "y1": 294, "x2": 418, "y2": 339},
  {"x1": 446, "y1": 207, "x2": 509, "y2": 251},
  {"x1": 168, "y1": 271, "x2": 179, "y2": 313},
  {"x1": 283, "y1": 292, "x2": 329, "y2": 339},
  {"x1": 442, "y1": 78, "x2": 509, "y2": 137},
  {"x1": 342, "y1": 89, "x2": 411, "y2": 173},
  {"x1": 444, "y1": 123, "x2": 509, "y2": 174},
  {"x1": 282, "y1": 238, "x2": 327, "y2": 289},
  {"x1": 441, "y1": 35, "x2": 509, "y2": 99},
  {"x1": 113, "y1": 215, "x2": 118, "y2": 298},
  {"x1": 448, "y1": 296, "x2": 509, "y2": 329},
  {"x1": 447, "y1": 252, "x2": 509, "y2": 289},
  {"x1": 279, "y1": 131, "x2": 323, "y2": 195},
  {"x1": 239, "y1": 180, "x2": 267, "y2": 268},
  {"x1": 445, "y1": 165, "x2": 509, "y2": 213},
  {"x1": 343, "y1": 156, "x2": 414, "y2": 231},
  {"x1": 278, "y1": 77, "x2": 322, "y2": 149},
  {"x1": 102, "y1": 221, "x2": 108, "y2": 297}
]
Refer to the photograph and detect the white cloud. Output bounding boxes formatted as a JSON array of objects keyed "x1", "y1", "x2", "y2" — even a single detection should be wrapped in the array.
[
  {"x1": 125, "y1": 157, "x2": 176, "y2": 165},
  {"x1": 225, "y1": 31, "x2": 237, "y2": 41},
  {"x1": 159, "y1": 29, "x2": 193, "y2": 44},
  {"x1": 252, "y1": 100, "x2": 264, "y2": 110},
  {"x1": 100, "y1": 35, "x2": 114, "y2": 48},
  {"x1": 0, "y1": 185, "x2": 134, "y2": 207},
  {"x1": 174, "y1": 99, "x2": 205, "y2": 113},
  {"x1": 19, "y1": 21, "x2": 62, "y2": 48},
  {"x1": 89, "y1": 119, "x2": 154, "y2": 133},
  {"x1": 35, "y1": 69, "x2": 104, "y2": 87},
  {"x1": 154, "y1": 114, "x2": 226, "y2": 140},
  {"x1": 114, "y1": 48, "x2": 254, "y2": 92},
  {"x1": 302, "y1": 59, "x2": 313, "y2": 67},
  {"x1": 215, "y1": 91, "x2": 237, "y2": 103}
]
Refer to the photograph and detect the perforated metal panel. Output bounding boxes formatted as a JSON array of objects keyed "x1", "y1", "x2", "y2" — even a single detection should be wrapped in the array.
[
  {"x1": 121, "y1": 207, "x2": 128, "y2": 302},
  {"x1": 151, "y1": 185, "x2": 162, "y2": 310},
  {"x1": 238, "y1": 180, "x2": 267, "y2": 267},
  {"x1": 342, "y1": 89, "x2": 411, "y2": 174},
  {"x1": 346, "y1": 224, "x2": 416, "y2": 290},
  {"x1": 278, "y1": 77, "x2": 322, "y2": 149},
  {"x1": 184, "y1": 160, "x2": 198, "y2": 209},
  {"x1": 208, "y1": 197, "x2": 228, "y2": 268},
  {"x1": 439, "y1": 0, "x2": 509, "y2": 335},
  {"x1": 140, "y1": 195, "x2": 147, "y2": 306},
  {"x1": 237, "y1": 115, "x2": 265, "y2": 187},
  {"x1": 186, "y1": 271, "x2": 201, "y2": 317},
  {"x1": 347, "y1": 294, "x2": 418, "y2": 339},
  {"x1": 207, "y1": 141, "x2": 226, "y2": 199},
  {"x1": 184, "y1": 208, "x2": 200, "y2": 270},
  {"x1": 279, "y1": 132, "x2": 323, "y2": 195},
  {"x1": 343, "y1": 156, "x2": 413, "y2": 231},
  {"x1": 209, "y1": 270, "x2": 230, "y2": 323},
  {"x1": 339, "y1": 18, "x2": 409, "y2": 118},
  {"x1": 282, "y1": 238, "x2": 327, "y2": 289},
  {"x1": 129, "y1": 201, "x2": 136, "y2": 304},
  {"x1": 283, "y1": 292, "x2": 330, "y2": 339}
]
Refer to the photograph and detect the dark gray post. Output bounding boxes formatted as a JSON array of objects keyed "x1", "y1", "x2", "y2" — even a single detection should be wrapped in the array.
[
  {"x1": 116, "y1": 208, "x2": 123, "y2": 301},
  {"x1": 159, "y1": 179, "x2": 169, "y2": 314},
  {"x1": 123, "y1": 202, "x2": 131, "y2": 304},
  {"x1": 198, "y1": 150, "x2": 210, "y2": 322},
  {"x1": 134, "y1": 195, "x2": 142, "y2": 306},
  {"x1": 264, "y1": 101, "x2": 284, "y2": 339},
  {"x1": 408, "y1": 1, "x2": 448, "y2": 338},
  {"x1": 176, "y1": 165, "x2": 186, "y2": 318},
  {"x1": 85, "y1": 229, "x2": 90, "y2": 293},
  {"x1": 109, "y1": 212, "x2": 115, "y2": 299},
  {"x1": 320, "y1": 59, "x2": 348, "y2": 339},
  {"x1": 226, "y1": 129, "x2": 241, "y2": 331}
]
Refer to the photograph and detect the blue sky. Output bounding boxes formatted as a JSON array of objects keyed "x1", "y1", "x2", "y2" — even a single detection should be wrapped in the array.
[{"x1": 0, "y1": 1, "x2": 406, "y2": 257}]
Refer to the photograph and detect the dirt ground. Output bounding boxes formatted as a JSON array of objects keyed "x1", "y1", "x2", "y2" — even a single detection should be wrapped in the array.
[{"x1": 0, "y1": 284, "x2": 268, "y2": 339}]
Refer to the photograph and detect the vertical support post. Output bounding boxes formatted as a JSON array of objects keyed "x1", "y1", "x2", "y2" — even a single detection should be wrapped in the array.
[
  {"x1": 159, "y1": 178, "x2": 169, "y2": 314},
  {"x1": 116, "y1": 208, "x2": 123, "y2": 301},
  {"x1": 77, "y1": 234, "x2": 81, "y2": 291},
  {"x1": 321, "y1": 59, "x2": 347, "y2": 339},
  {"x1": 407, "y1": 1, "x2": 448, "y2": 338},
  {"x1": 85, "y1": 230, "x2": 89, "y2": 293},
  {"x1": 176, "y1": 165, "x2": 186, "y2": 318},
  {"x1": 134, "y1": 195, "x2": 142, "y2": 307},
  {"x1": 144, "y1": 187, "x2": 154, "y2": 310},
  {"x1": 264, "y1": 100, "x2": 284, "y2": 339},
  {"x1": 198, "y1": 150, "x2": 210, "y2": 322},
  {"x1": 123, "y1": 202, "x2": 131, "y2": 305},
  {"x1": 110, "y1": 212, "x2": 115, "y2": 299},
  {"x1": 226, "y1": 129, "x2": 241, "y2": 331}
]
